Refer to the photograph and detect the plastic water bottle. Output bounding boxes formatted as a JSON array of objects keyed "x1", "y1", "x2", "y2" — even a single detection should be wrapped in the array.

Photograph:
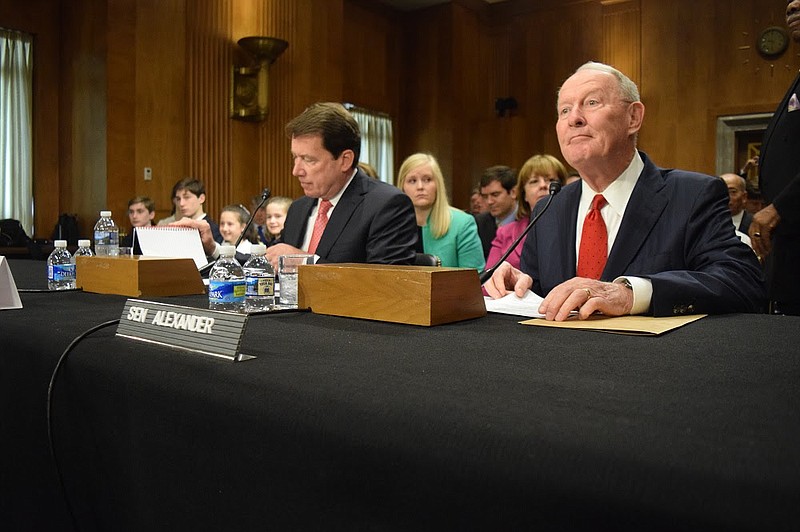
[
  {"x1": 47, "y1": 240, "x2": 76, "y2": 290},
  {"x1": 243, "y1": 244, "x2": 275, "y2": 312},
  {"x1": 93, "y1": 210, "x2": 119, "y2": 256},
  {"x1": 208, "y1": 245, "x2": 246, "y2": 312},
  {"x1": 73, "y1": 239, "x2": 94, "y2": 260}
]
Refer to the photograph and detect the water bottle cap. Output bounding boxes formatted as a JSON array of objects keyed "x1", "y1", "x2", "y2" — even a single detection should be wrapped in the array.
[
  {"x1": 250, "y1": 243, "x2": 266, "y2": 255},
  {"x1": 100, "y1": 210, "x2": 112, "y2": 217},
  {"x1": 78, "y1": 239, "x2": 91, "y2": 247},
  {"x1": 219, "y1": 245, "x2": 236, "y2": 256},
  {"x1": 54, "y1": 240, "x2": 67, "y2": 248}
]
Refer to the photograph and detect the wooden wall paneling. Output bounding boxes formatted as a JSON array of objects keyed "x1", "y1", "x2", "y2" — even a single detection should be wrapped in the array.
[
  {"x1": 259, "y1": 0, "x2": 299, "y2": 201},
  {"x1": 637, "y1": 0, "x2": 680, "y2": 169},
  {"x1": 132, "y1": 0, "x2": 187, "y2": 223},
  {"x1": 107, "y1": 0, "x2": 136, "y2": 235},
  {"x1": 600, "y1": 0, "x2": 640, "y2": 89},
  {"x1": 62, "y1": 0, "x2": 108, "y2": 239},
  {"x1": 398, "y1": 4, "x2": 454, "y2": 194},
  {"x1": 450, "y1": 2, "x2": 483, "y2": 207},
  {"x1": 342, "y1": 0, "x2": 403, "y2": 183},
  {"x1": 230, "y1": 0, "x2": 264, "y2": 208},
  {"x1": 186, "y1": 0, "x2": 232, "y2": 223},
  {"x1": 343, "y1": 1, "x2": 398, "y2": 113}
]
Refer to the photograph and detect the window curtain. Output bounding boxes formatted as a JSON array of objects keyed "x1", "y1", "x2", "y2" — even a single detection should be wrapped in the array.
[
  {"x1": 0, "y1": 29, "x2": 33, "y2": 235},
  {"x1": 347, "y1": 105, "x2": 394, "y2": 185}
]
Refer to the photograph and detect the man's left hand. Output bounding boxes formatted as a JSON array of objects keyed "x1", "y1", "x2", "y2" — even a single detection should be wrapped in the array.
[
  {"x1": 539, "y1": 277, "x2": 634, "y2": 321},
  {"x1": 749, "y1": 203, "x2": 780, "y2": 259}
]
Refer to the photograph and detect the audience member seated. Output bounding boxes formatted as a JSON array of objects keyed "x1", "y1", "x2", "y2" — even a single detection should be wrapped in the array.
[
  {"x1": 485, "y1": 154, "x2": 567, "y2": 271},
  {"x1": 121, "y1": 195, "x2": 155, "y2": 252},
  {"x1": 397, "y1": 153, "x2": 485, "y2": 270},
  {"x1": 469, "y1": 186, "x2": 488, "y2": 215},
  {"x1": 172, "y1": 177, "x2": 223, "y2": 244},
  {"x1": 720, "y1": 173, "x2": 754, "y2": 246},
  {"x1": 485, "y1": 61, "x2": 765, "y2": 320},
  {"x1": 156, "y1": 180, "x2": 181, "y2": 226},
  {"x1": 474, "y1": 165, "x2": 517, "y2": 259},
  {"x1": 263, "y1": 196, "x2": 291, "y2": 246},
  {"x1": 219, "y1": 204, "x2": 254, "y2": 253}
]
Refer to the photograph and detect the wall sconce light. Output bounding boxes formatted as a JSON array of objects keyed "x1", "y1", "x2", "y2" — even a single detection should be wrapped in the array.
[{"x1": 231, "y1": 36, "x2": 288, "y2": 122}]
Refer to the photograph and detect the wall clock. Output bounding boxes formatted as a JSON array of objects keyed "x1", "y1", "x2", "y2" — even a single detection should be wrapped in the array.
[{"x1": 757, "y1": 26, "x2": 789, "y2": 59}]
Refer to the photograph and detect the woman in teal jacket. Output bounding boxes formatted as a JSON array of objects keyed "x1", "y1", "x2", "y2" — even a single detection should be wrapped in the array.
[{"x1": 398, "y1": 153, "x2": 485, "y2": 271}]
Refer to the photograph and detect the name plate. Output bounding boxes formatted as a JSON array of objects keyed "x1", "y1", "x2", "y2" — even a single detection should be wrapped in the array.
[{"x1": 116, "y1": 298, "x2": 253, "y2": 362}]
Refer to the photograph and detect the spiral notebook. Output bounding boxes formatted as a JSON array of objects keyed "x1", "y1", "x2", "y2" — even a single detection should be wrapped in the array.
[{"x1": 134, "y1": 226, "x2": 209, "y2": 269}]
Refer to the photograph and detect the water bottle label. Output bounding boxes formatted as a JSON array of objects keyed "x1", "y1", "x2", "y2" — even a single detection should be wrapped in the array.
[
  {"x1": 246, "y1": 276, "x2": 274, "y2": 297},
  {"x1": 209, "y1": 279, "x2": 246, "y2": 303},
  {"x1": 49, "y1": 263, "x2": 76, "y2": 282},
  {"x1": 94, "y1": 230, "x2": 109, "y2": 242}
]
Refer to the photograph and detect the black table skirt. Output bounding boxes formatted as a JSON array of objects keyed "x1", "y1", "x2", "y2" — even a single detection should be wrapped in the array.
[{"x1": 2, "y1": 259, "x2": 799, "y2": 531}]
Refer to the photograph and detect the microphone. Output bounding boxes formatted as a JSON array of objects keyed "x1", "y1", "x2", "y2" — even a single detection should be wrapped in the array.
[
  {"x1": 198, "y1": 187, "x2": 271, "y2": 276},
  {"x1": 479, "y1": 181, "x2": 561, "y2": 284}
]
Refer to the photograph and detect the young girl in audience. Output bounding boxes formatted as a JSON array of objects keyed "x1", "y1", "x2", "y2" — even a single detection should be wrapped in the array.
[
  {"x1": 264, "y1": 197, "x2": 292, "y2": 246},
  {"x1": 219, "y1": 204, "x2": 254, "y2": 253}
]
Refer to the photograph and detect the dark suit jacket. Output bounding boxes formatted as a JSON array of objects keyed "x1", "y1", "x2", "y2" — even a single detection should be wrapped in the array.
[
  {"x1": 474, "y1": 212, "x2": 496, "y2": 259},
  {"x1": 520, "y1": 152, "x2": 765, "y2": 316},
  {"x1": 738, "y1": 210, "x2": 753, "y2": 235},
  {"x1": 283, "y1": 169, "x2": 418, "y2": 264},
  {"x1": 758, "y1": 71, "x2": 800, "y2": 303}
]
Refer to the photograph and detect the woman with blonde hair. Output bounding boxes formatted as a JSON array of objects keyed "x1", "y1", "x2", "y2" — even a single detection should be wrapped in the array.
[
  {"x1": 485, "y1": 154, "x2": 567, "y2": 271},
  {"x1": 397, "y1": 153, "x2": 485, "y2": 270}
]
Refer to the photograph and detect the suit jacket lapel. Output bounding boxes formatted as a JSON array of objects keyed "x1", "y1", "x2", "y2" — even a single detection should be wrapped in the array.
[
  {"x1": 556, "y1": 184, "x2": 581, "y2": 279},
  {"x1": 604, "y1": 153, "x2": 668, "y2": 278},
  {"x1": 284, "y1": 197, "x2": 314, "y2": 248},
  {"x1": 313, "y1": 170, "x2": 367, "y2": 257}
]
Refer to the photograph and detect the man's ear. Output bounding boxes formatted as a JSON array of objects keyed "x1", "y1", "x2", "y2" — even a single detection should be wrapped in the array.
[
  {"x1": 339, "y1": 149, "x2": 355, "y2": 171},
  {"x1": 628, "y1": 101, "x2": 645, "y2": 136},
  {"x1": 199, "y1": 193, "x2": 206, "y2": 205}
]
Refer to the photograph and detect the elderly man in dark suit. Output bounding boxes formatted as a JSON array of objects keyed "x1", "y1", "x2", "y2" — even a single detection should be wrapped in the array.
[
  {"x1": 265, "y1": 102, "x2": 417, "y2": 268},
  {"x1": 748, "y1": 0, "x2": 800, "y2": 316},
  {"x1": 720, "y1": 173, "x2": 753, "y2": 236},
  {"x1": 485, "y1": 61, "x2": 765, "y2": 320}
]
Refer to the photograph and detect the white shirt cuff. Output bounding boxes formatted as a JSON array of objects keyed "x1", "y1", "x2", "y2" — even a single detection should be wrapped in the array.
[{"x1": 613, "y1": 276, "x2": 652, "y2": 315}]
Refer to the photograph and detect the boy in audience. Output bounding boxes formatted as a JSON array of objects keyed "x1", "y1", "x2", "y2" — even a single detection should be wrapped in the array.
[
  {"x1": 172, "y1": 177, "x2": 223, "y2": 243},
  {"x1": 121, "y1": 195, "x2": 155, "y2": 251}
]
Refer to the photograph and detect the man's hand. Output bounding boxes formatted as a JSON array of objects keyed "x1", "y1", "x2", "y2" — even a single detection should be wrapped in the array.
[
  {"x1": 539, "y1": 277, "x2": 634, "y2": 321},
  {"x1": 170, "y1": 217, "x2": 216, "y2": 256},
  {"x1": 749, "y1": 203, "x2": 780, "y2": 259},
  {"x1": 265, "y1": 243, "x2": 306, "y2": 271},
  {"x1": 483, "y1": 261, "x2": 533, "y2": 299}
]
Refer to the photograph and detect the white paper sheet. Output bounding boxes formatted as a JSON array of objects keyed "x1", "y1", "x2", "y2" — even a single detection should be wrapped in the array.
[
  {"x1": 135, "y1": 226, "x2": 209, "y2": 269},
  {"x1": 0, "y1": 256, "x2": 23, "y2": 310},
  {"x1": 483, "y1": 290, "x2": 545, "y2": 318}
]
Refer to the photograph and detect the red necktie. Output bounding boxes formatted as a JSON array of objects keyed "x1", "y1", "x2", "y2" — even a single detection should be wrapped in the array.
[
  {"x1": 307, "y1": 199, "x2": 332, "y2": 255},
  {"x1": 577, "y1": 194, "x2": 608, "y2": 279}
]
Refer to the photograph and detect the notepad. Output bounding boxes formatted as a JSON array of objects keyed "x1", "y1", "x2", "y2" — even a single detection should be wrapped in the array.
[{"x1": 135, "y1": 226, "x2": 209, "y2": 269}]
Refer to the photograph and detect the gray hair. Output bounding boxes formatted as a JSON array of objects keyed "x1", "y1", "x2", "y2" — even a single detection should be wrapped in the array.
[{"x1": 562, "y1": 61, "x2": 641, "y2": 103}]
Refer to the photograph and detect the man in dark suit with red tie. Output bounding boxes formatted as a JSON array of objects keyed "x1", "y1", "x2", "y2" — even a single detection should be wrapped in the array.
[
  {"x1": 265, "y1": 102, "x2": 417, "y2": 269},
  {"x1": 748, "y1": 0, "x2": 800, "y2": 316},
  {"x1": 485, "y1": 61, "x2": 765, "y2": 320}
]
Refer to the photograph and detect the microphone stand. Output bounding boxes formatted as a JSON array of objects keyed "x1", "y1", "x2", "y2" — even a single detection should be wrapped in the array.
[
  {"x1": 479, "y1": 181, "x2": 561, "y2": 285},
  {"x1": 198, "y1": 187, "x2": 271, "y2": 276}
]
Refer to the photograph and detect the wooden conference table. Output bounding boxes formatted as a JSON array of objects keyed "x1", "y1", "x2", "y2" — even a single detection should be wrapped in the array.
[{"x1": 1, "y1": 259, "x2": 798, "y2": 531}]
